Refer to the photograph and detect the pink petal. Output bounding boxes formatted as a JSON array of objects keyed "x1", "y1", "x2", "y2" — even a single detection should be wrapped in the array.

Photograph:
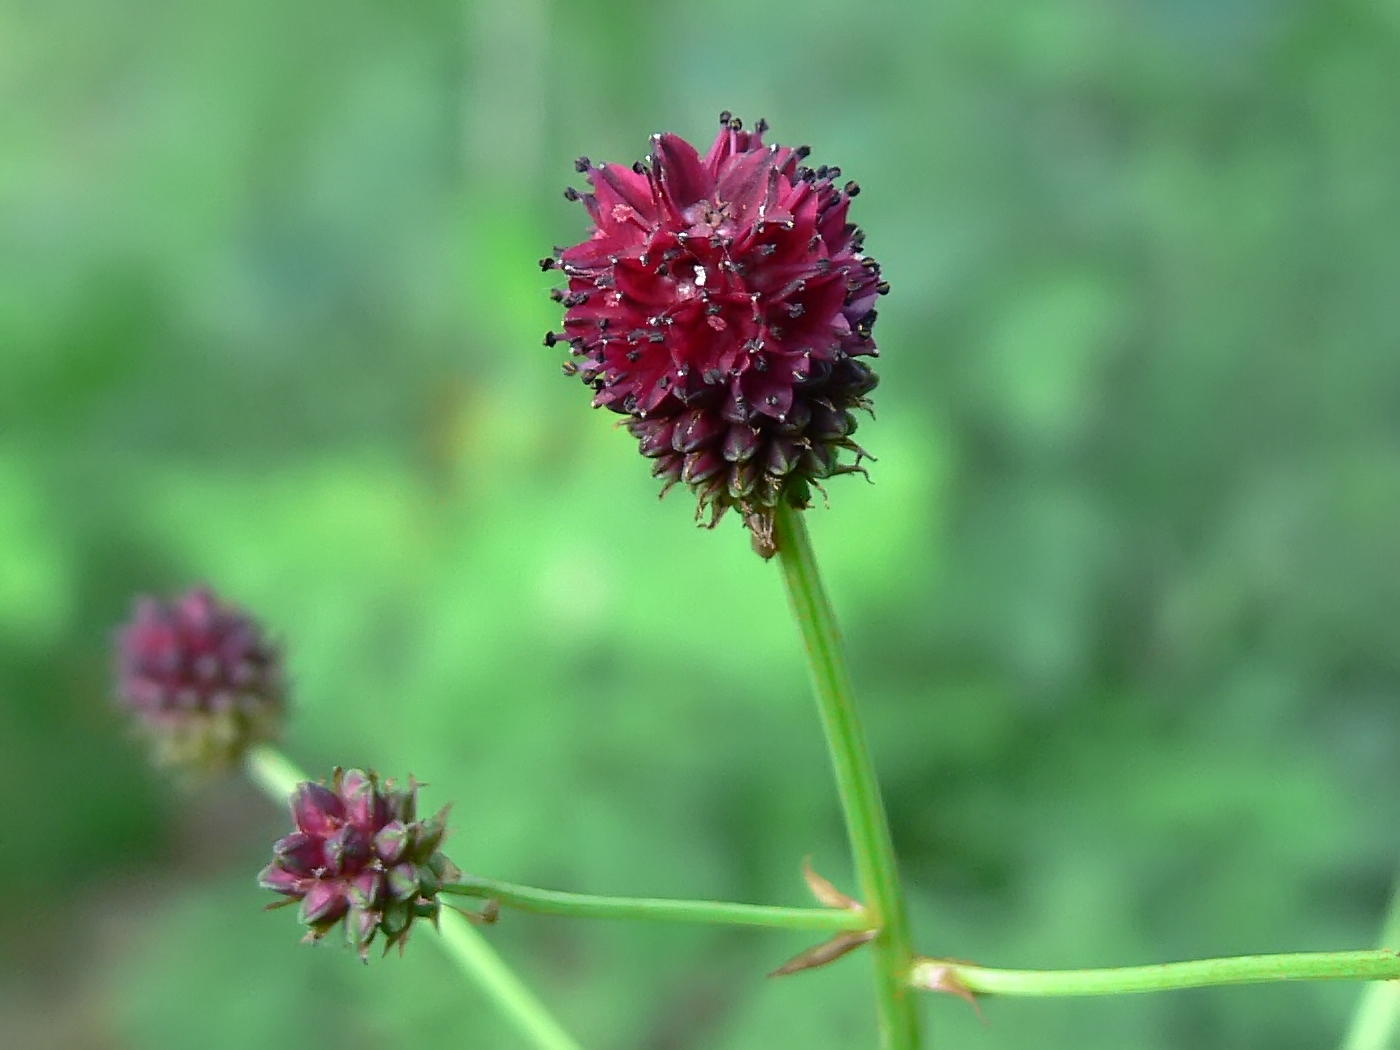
[
  {"x1": 292, "y1": 782, "x2": 344, "y2": 836},
  {"x1": 652, "y1": 133, "x2": 712, "y2": 217},
  {"x1": 300, "y1": 881, "x2": 349, "y2": 924}
]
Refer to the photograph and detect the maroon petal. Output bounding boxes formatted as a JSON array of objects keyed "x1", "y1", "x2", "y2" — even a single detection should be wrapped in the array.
[
  {"x1": 374, "y1": 820, "x2": 410, "y2": 865},
  {"x1": 258, "y1": 863, "x2": 306, "y2": 896},
  {"x1": 682, "y1": 449, "x2": 725, "y2": 486},
  {"x1": 387, "y1": 863, "x2": 420, "y2": 901},
  {"x1": 652, "y1": 133, "x2": 712, "y2": 216},
  {"x1": 818, "y1": 194, "x2": 851, "y2": 248},
  {"x1": 348, "y1": 869, "x2": 384, "y2": 909},
  {"x1": 594, "y1": 163, "x2": 657, "y2": 222},
  {"x1": 671, "y1": 408, "x2": 726, "y2": 453},
  {"x1": 273, "y1": 831, "x2": 323, "y2": 875},
  {"x1": 346, "y1": 905, "x2": 380, "y2": 952},
  {"x1": 722, "y1": 424, "x2": 762, "y2": 463},
  {"x1": 323, "y1": 823, "x2": 371, "y2": 876},
  {"x1": 717, "y1": 147, "x2": 780, "y2": 219},
  {"x1": 300, "y1": 881, "x2": 349, "y2": 925},
  {"x1": 338, "y1": 769, "x2": 379, "y2": 828},
  {"x1": 292, "y1": 782, "x2": 344, "y2": 836}
]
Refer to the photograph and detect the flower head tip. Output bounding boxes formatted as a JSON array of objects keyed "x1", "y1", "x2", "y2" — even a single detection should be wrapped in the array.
[{"x1": 259, "y1": 767, "x2": 460, "y2": 960}]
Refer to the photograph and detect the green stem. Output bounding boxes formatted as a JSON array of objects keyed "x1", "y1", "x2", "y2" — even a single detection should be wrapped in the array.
[
  {"x1": 242, "y1": 745, "x2": 583, "y2": 1050},
  {"x1": 773, "y1": 505, "x2": 920, "y2": 1050},
  {"x1": 443, "y1": 874, "x2": 873, "y2": 932},
  {"x1": 435, "y1": 910, "x2": 583, "y2": 1050},
  {"x1": 244, "y1": 743, "x2": 304, "y2": 799},
  {"x1": 1341, "y1": 873, "x2": 1400, "y2": 1050},
  {"x1": 912, "y1": 952, "x2": 1400, "y2": 998}
]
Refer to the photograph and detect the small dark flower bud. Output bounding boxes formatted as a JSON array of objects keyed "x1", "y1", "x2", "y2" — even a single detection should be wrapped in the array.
[
  {"x1": 545, "y1": 116, "x2": 882, "y2": 555},
  {"x1": 259, "y1": 768, "x2": 460, "y2": 961},
  {"x1": 410, "y1": 807, "x2": 449, "y2": 860},
  {"x1": 722, "y1": 424, "x2": 762, "y2": 463},
  {"x1": 114, "y1": 586, "x2": 285, "y2": 773},
  {"x1": 374, "y1": 821, "x2": 410, "y2": 865},
  {"x1": 386, "y1": 863, "x2": 420, "y2": 902}
]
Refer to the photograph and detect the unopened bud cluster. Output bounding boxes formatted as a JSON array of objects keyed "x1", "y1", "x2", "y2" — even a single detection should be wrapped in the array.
[
  {"x1": 259, "y1": 768, "x2": 459, "y2": 959},
  {"x1": 114, "y1": 586, "x2": 284, "y2": 772}
]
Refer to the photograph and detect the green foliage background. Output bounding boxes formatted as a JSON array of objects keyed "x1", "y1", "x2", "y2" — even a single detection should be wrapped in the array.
[{"x1": 3, "y1": 0, "x2": 1400, "y2": 1047}]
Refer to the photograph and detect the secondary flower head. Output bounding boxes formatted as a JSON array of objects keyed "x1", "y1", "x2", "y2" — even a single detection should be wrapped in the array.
[
  {"x1": 115, "y1": 585, "x2": 284, "y2": 772},
  {"x1": 545, "y1": 112, "x2": 884, "y2": 557},
  {"x1": 259, "y1": 768, "x2": 460, "y2": 960}
]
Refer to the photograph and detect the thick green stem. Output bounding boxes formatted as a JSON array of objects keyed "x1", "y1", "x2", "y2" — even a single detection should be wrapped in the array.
[
  {"x1": 773, "y1": 505, "x2": 921, "y2": 1050},
  {"x1": 912, "y1": 952, "x2": 1400, "y2": 998},
  {"x1": 435, "y1": 911, "x2": 583, "y2": 1050},
  {"x1": 244, "y1": 743, "x2": 304, "y2": 799},
  {"x1": 242, "y1": 745, "x2": 583, "y2": 1050},
  {"x1": 1341, "y1": 873, "x2": 1400, "y2": 1050},
  {"x1": 443, "y1": 874, "x2": 873, "y2": 932}
]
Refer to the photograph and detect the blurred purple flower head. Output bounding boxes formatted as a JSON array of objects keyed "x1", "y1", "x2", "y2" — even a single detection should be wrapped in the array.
[
  {"x1": 259, "y1": 768, "x2": 459, "y2": 960},
  {"x1": 545, "y1": 112, "x2": 884, "y2": 556},
  {"x1": 115, "y1": 585, "x2": 284, "y2": 772}
]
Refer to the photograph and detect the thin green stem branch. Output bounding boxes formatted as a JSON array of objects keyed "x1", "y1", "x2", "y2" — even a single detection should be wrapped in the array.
[
  {"x1": 443, "y1": 874, "x2": 873, "y2": 932},
  {"x1": 912, "y1": 952, "x2": 1400, "y2": 998},
  {"x1": 773, "y1": 505, "x2": 921, "y2": 1050},
  {"x1": 1341, "y1": 872, "x2": 1400, "y2": 1050},
  {"x1": 242, "y1": 745, "x2": 583, "y2": 1050}
]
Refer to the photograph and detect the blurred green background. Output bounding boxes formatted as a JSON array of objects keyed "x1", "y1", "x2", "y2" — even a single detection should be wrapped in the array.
[{"x1": 4, "y1": 0, "x2": 1400, "y2": 1047}]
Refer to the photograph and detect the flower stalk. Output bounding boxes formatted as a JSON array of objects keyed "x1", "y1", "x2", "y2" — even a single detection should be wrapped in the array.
[
  {"x1": 435, "y1": 912, "x2": 583, "y2": 1050},
  {"x1": 245, "y1": 743, "x2": 304, "y2": 798},
  {"x1": 242, "y1": 746, "x2": 583, "y2": 1050},
  {"x1": 1341, "y1": 871, "x2": 1400, "y2": 1050},
  {"x1": 912, "y1": 951, "x2": 1400, "y2": 999},
  {"x1": 441, "y1": 874, "x2": 873, "y2": 933},
  {"x1": 773, "y1": 504, "x2": 921, "y2": 1049}
]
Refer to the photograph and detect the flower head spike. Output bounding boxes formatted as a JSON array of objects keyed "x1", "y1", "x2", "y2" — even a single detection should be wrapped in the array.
[
  {"x1": 546, "y1": 113, "x2": 885, "y2": 557},
  {"x1": 259, "y1": 768, "x2": 461, "y2": 960},
  {"x1": 115, "y1": 585, "x2": 285, "y2": 772}
]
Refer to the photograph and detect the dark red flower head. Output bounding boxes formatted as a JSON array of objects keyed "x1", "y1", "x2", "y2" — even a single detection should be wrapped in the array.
[
  {"x1": 259, "y1": 768, "x2": 460, "y2": 960},
  {"x1": 545, "y1": 112, "x2": 885, "y2": 556},
  {"x1": 115, "y1": 585, "x2": 284, "y2": 771}
]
